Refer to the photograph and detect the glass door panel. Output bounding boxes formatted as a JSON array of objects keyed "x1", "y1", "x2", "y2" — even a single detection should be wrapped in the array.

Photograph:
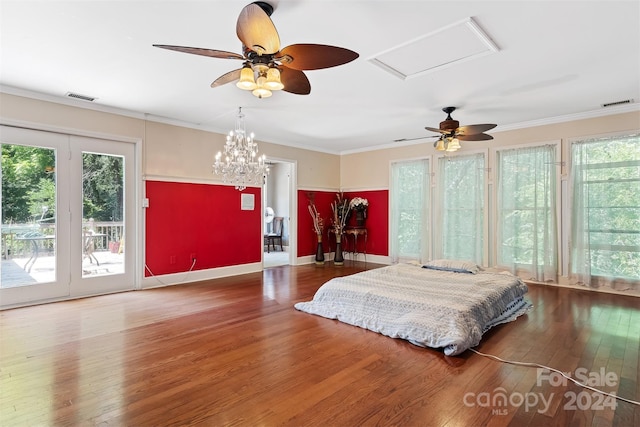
[
  {"x1": 69, "y1": 136, "x2": 134, "y2": 297},
  {"x1": 1, "y1": 126, "x2": 70, "y2": 307},
  {"x1": 2, "y1": 144, "x2": 57, "y2": 285},
  {"x1": 81, "y1": 152, "x2": 125, "y2": 278}
]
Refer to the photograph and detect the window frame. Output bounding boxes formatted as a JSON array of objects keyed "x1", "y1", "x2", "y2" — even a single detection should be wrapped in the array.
[
  {"x1": 493, "y1": 140, "x2": 562, "y2": 279},
  {"x1": 389, "y1": 156, "x2": 432, "y2": 263},
  {"x1": 567, "y1": 131, "x2": 640, "y2": 285},
  {"x1": 433, "y1": 149, "x2": 489, "y2": 265}
]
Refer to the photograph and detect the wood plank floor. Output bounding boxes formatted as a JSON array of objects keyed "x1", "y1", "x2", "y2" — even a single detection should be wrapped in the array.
[{"x1": 1, "y1": 263, "x2": 638, "y2": 426}]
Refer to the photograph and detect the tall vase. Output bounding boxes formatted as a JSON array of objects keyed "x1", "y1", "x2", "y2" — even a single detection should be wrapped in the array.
[
  {"x1": 334, "y1": 233, "x2": 344, "y2": 266},
  {"x1": 315, "y1": 234, "x2": 325, "y2": 265}
]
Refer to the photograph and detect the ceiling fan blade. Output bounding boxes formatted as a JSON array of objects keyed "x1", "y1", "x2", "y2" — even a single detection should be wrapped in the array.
[
  {"x1": 277, "y1": 44, "x2": 359, "y2": 70},
  {"x1": 211, "y1": 69, "x2": 242, "y2": 88},
  {"x1": 457, "y1": 123, "x2": 497, "y2": 135},
  {"x1": 394, "y1": 136, "x2": 439, "y2": 143},
  {"x1": 236, "y1": 3, "x2": 280, "y2": 55},
  {"x1": 279, "y1": 67, "x2": 311, "y2": 95},
  {"x1": 153, "y1": 45, "x2": 244, "y2": 60},
  {"x1": 457, "y1": 133, "x2": 494, "y2": 141},
  {"x1": 425, "y1": 126, "x2": 447, "y2": 134}
]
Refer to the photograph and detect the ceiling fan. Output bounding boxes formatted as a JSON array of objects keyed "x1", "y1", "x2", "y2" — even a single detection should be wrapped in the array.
[
  {"x1": 153, "y1": 1, "x2": 359, "y2": 98},
  {"x1": 396, "y1": 107, "x2": 497, "y2": 152}
]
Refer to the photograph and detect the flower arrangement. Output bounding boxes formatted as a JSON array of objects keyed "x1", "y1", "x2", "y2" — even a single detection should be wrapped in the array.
[
  {"x1": 349, "y1": 197, "x2": 369, "y2": 211},
  {"x1": 308, "y1": 203, "x2": 324, "y2": 236},
  {"x1": 331, "y1": 192, "x2": 350, "y2": 235},
  {"x1": 350, "y1": 196, "x2": 369, "y2": 226}
]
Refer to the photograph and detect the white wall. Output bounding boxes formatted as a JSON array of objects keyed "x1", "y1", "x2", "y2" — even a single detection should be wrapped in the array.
[{"x1": 265, "y1": 162, "x2": 291, "y2": 245}]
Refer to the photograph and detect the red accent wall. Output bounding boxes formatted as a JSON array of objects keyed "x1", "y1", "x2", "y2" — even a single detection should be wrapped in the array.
[
  {"x1": 344, "y1": 190, "x2": 389, "y2": 256},
  {"x1": 297, "y1": 189, "x2": 389, "y2": 257},
  {"x1": 297, "y1": 190, "x2": 336, "y2": 257},
  {"x1": 145, "y1": 181, "x2": 261, "y2": 276}
]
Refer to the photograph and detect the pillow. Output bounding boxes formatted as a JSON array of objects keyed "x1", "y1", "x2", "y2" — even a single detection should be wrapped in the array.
[{"x1": 422, "y1": 259, "x2": 480, "y2": 274}]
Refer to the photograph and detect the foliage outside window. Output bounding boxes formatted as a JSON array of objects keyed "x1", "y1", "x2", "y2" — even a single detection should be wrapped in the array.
[
  {"x1": 436, "y1": 153, "x2": 485, "y2": 264},
  {"x1": 570, "y1": 133, "x2": 640, "y2": 284},
  {"x1": 497, "y1": 144, "x2": 558, "y2": 281},
  {"x1": 1, "y1": 144, "x2": 56, "y2": 224},
  {"x1": 82, "y1": 152, "x2": 124, "y2": 222},
  {"x1": 2, "y1": 145, "x2": 124, "y2": 224},
  {"x1": 390, "y1": 159, "x2": 430, "y2": 262}
]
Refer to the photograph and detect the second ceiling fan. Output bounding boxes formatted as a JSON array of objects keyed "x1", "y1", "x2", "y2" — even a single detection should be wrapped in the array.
[
  {"x1": 153, "y1": 1, "x2": 359, "y2": 98},
  {"x1": 396, "y1": 107, "x2": 497, "y2": 152}
]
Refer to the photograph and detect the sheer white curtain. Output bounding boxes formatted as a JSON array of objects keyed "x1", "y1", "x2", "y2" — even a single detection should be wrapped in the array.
[
  {"x1": 435, "y1": 153, "x2": 484, "y2": 264},
  {"x1": 570, "y1": 134, "x2": 640, "y2": 290},
  {"x1": 390, "y1": 159, "x2": 430, "y2": 263},
  {"x1": 497, "y1": 145, "x2": 558, "y2": 281}
]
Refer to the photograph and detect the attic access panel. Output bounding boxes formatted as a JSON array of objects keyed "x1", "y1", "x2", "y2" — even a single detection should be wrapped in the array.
[{"x1": 369, "y1": 17, "x2": 499, "y2": 80}]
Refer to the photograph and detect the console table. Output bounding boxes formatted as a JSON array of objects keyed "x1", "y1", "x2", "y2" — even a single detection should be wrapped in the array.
[{"x1": 344, "y1": 227, "x2": 367, "y2": 263}]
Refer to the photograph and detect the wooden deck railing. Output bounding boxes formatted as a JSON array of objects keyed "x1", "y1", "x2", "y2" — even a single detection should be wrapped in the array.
[{"x1": 1, "y1": 221, "x2": 124, "y2": 259}]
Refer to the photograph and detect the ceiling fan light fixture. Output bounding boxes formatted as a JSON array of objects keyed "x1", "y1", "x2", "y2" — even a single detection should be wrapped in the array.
[
  {"x1": 252, "y1": 73, "x2": 272, "y2": 98},
  {"x1": 155, "y1": 3, "x2": 358, "y2": 98},
  {"x1": 446, "y1": 137, "x2": 461, "y2": 152},
  {"x1": 264, "y1": 67, "x2": 284, "y2": 90},
  {"x1": 435, "y1": 138, "x2": 446, "y2": 151},
  {"x1": 253, "y1": 88, "x2": 273, "y2": 98},
  {"x1": 237, "y1": 64, "x2": 257, "y2": 90}
]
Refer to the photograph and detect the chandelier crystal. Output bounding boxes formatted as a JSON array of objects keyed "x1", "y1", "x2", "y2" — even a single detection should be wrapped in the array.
[{"x1": 213, "y1": 107, "x2": 269, "y2": 191}]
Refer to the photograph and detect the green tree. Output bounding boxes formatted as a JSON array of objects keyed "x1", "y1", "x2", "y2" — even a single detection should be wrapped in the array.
[
  {"x1": 1, "y1": 144, "x2": 55, "y2": 223},
  {"x1": 27, "y1": 178, "x2": 56, "y2": 221},
  {"x1": 82, "y1": 153, "x2": 124, "y2": 221},
  {"x1": 2, "y1": 145, "x2": 124, "y2": 225}
]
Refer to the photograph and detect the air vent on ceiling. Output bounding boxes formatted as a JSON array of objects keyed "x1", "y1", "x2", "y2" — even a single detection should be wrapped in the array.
[
  {"x1": 601, "y1": 99, "x2": 634, "y2": 108},
  {"x1": 65, "y1": 92, "x2": 97, "y2": 102}
]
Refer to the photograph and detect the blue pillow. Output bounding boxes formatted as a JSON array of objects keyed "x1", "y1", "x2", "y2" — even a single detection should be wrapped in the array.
[
  {"x1": 422, "y1": 265, "x2": 473, "y2": 274},
  {"x1": 422, "y1": 259, "x2": 480, "y2": 274}
]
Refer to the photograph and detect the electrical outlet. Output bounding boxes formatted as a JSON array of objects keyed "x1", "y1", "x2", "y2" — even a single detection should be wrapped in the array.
[
  {"x1": 190, "y1": 253, "x2": 196, "y2": 262},
  {"x1": 169, "y1": 255, "x2": 176, "y2": 265}
]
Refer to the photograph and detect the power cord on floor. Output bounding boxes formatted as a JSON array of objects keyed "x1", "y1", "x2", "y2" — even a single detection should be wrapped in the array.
[
  {"x1": 469, "y1": 348, "x2": 640, "y2": 406},
  {"x1": 144, "y1": 258, "x2": 197, "y2": 287}
]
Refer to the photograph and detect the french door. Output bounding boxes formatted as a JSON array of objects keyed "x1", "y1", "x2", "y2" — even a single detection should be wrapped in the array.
[{"x1": 0, "y1": 126, "x2": 136, "y2": 308}]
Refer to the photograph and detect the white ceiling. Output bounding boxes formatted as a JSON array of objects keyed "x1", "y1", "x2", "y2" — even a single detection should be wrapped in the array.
[{"x1": 1, "y1": 1, "x2": 639, "y2": 154}]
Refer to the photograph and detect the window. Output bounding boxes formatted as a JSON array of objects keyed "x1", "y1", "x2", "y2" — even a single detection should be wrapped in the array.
[
  {"x1": 390, "y1": 159, "x2": 430, "y2": 262},
  {"x1": 570, "y1": 133, "x2": 640, "y2": 286},
  {"x1": 496, "y1": 144, "x2": 558, "y2": 281},
  {"x1": 435, "y1": 153, "x2": 485, "y2": 264}
]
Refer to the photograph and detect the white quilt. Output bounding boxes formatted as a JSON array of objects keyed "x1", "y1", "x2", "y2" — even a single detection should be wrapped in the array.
[{"x1": 294, "y1": 263, "x2": 532, "y2": 355}]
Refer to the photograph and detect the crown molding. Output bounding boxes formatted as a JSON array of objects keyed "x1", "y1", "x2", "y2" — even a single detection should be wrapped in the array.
[
  {"x1": 493, "y1": 102, "x2": 640, "y2": 133},
  {"x1": 3, "y1": 84, "x2": 637, "y2": 157},
  {"x1": 339, "y1": 102, "x2": 640, "y2": 155},
  {"x1": 0, "y1": 85, "x2": 342, "y2": 155}
]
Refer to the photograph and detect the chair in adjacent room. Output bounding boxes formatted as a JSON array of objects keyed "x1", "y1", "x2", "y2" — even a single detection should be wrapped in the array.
[{"x1": 264, "y1": 217, "x2": 284, "y2": 253}]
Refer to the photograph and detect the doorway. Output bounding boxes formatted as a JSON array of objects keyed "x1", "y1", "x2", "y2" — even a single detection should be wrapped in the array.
[
  {"x1": 263, "y1": 160, "x2": 296, "y2": 268},
  {"x1": 1, "y1": 126, "x2": 136, "y2": 308}
]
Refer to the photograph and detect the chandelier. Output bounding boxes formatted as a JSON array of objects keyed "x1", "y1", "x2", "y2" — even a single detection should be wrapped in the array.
[{"x1": 213, "y1": 107, "x2": 269, "y2": 191}]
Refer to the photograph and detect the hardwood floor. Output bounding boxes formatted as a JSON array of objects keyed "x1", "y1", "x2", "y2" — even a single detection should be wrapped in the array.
[{"x1": 1, "y1": 263, "x2": 638, "y2": 426}]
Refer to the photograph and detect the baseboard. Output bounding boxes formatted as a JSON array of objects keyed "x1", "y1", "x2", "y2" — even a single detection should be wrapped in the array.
[
  {"x1": 296, "y1": 253, "x2": 391, "y2": 266},
  {"x1": 141, "y1": 262, "x2": 263, "y2": 289},
  {"x1": 525, "y1": 279, "x2": 640, "y2": 298}
]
